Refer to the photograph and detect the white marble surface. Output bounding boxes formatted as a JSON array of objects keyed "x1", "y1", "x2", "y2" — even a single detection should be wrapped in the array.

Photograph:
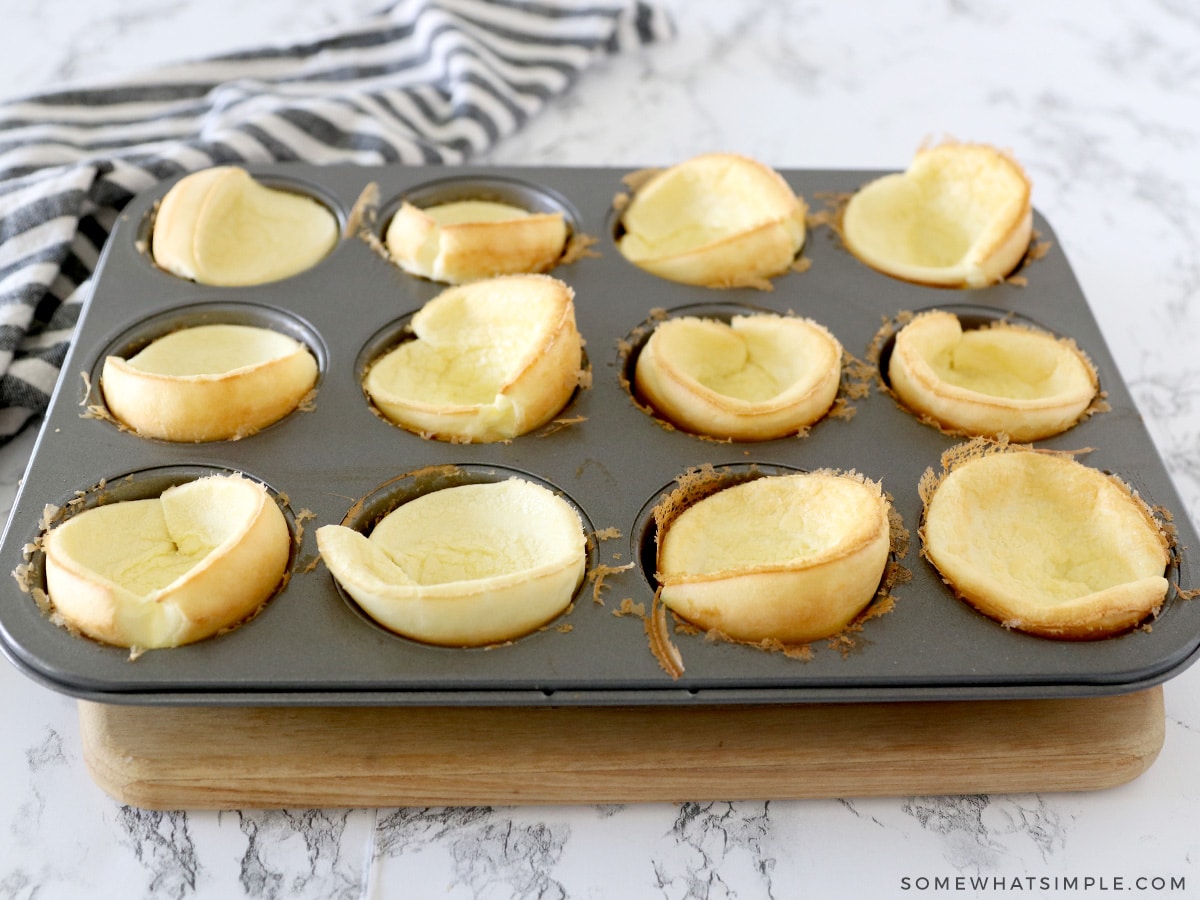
[{"x1": 3, "y1": 1, "x2": 1200, "y2": 897}]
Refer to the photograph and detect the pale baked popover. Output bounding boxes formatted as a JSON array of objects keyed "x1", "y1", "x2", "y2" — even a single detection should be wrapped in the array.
[
  {"x1": 152, "y1": 166, "x2": 339, "y2": 286},
  {"x1": 656, "y1": 471, "x2": 891, "y2": 643},
  {"x1": 617, "y1": 153, "x2": 807, "y2": 288},
  {"x1": 385, "y1": 199, "x2": 569, "y2": 284},
  {"x1": 316, "y1": 478, "x2": 587, "y2": 646},
  {"x1": 101, "y1": 323, "x2": 319, "y2": 442},
  {"x1": 362, "y1": 274, "x2": 583, "y2": 443},
  {"x1": 634, "y1": 313, "x2": 843, "y2": 440},
  {"x1": 921, "y1": 441, "x2": 1171, "y2": 639},
  {"x1": 841, "y1": 142, "x2": 1032, "y2": 287},
  {"x1": 887, "y1": 309, "x2": 1099, "y2": 440},
  {"x1": 42, "y1": 473, "x2": 291, "y2": 649}
]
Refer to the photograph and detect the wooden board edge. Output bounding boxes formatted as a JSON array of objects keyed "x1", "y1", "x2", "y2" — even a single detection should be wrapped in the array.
[{"x1": 78, "y1": 688, "x2": 1166, "y2": 810}]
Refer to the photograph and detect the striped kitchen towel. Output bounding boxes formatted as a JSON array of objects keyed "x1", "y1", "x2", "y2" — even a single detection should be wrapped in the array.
[{"x1": 0, "y1": 0, "x2": 672, "y2": 441}]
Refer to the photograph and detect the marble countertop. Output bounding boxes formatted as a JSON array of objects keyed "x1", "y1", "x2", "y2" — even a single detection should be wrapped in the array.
[{"x1": 3, "y1": 0, "x2": 1199, "y2": 897}]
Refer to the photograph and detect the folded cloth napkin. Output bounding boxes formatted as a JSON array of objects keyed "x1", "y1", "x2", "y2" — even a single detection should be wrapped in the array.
[{"x1": 0, "y1": 0, "x2": 672, "y2": 441}]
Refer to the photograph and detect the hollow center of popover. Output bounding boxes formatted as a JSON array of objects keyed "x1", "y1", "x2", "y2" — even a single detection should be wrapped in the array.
[
  {"x1": 125, "y1": 324, "x2": 307, "y2": 377},
  {"x1": 932, "y1": 455, "x2": 1166, "y2": 602},
  {"x1": 424, "y1": 200, "x2": 532, "y2": 226},
  {"x1": 52, "y1": 479, "x2": 261, "y2": 594},
  {"x1": 367, "y1": 480, "x2": 584, "y2": 586},
  {"x1": 661, "y1": 474, "x2": 880, "y2": 576},
  {"x1": 658, "y1": 317, "x2": 831, "y2": 402},
  {"x1": 852, "y1": 148, "x2": 1028, "y2": 270},
  {"x1": 621, "y1": 164, "x2": 785, "y2": 259},
  {"x1": 924, "y1": 329, "x2": 1083, "y2": 400},
  {"x1": 369, "y1": 288, "x2": 553, "y2": 405}
]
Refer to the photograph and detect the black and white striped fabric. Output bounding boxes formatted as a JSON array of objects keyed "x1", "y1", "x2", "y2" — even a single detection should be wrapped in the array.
[{"x1": 0, "y1": 0, "x2": 672, "y2": 442}]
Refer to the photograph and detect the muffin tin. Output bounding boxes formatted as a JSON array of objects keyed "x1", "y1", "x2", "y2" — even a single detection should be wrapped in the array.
[{"x1": 0, "y1": 163, "x2": 1196, "y2": 707}]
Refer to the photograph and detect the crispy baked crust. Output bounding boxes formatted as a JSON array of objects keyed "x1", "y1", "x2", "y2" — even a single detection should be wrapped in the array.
[
  {"x1": 316, "y1": 479, "x2": 586, "y2": 646},
  {"x1": 634, "y1": 314, "x2": 843, "y2": 440},
  {"x1": 363, "y1": 274, "x2": 582, "y2": 442},
  {"x1": 657, "y1": 471, "x2": 891, "y2": 642},
  {"x1": 920, "y1": 440, "x2": 1171, "y2": 639},
  {"x1": 43, "y1": 474, "x2": 291, "y2": 649},
  {"x1": 152, "y1": 166, "x2": 338, "y2": 285},
  {"x1": 385, "y1": 200, "x2": 569, "y2": 284},
  {"x1": 842, "y1": 142, "x2": 1032, "y2": 288},
  {"x1": 887, "y1": 309, "x2": 1099, "y2": 440},
  {"x1": 617, "y1": 153, "x2": 807, "y2": 288},
  {"x1": 101, "y1": 324, "x2": 318, "y2": 443}
]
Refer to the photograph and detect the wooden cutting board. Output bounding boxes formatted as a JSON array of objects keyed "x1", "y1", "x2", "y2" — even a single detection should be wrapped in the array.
[{"x1": 78, "y1": 687, "x2": 1164, "y2": 810}]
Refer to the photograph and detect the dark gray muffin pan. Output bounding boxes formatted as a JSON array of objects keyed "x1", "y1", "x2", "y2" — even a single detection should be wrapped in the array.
[{"x1": 0, "y1": 163, "x2": 1196, "y2": 707}]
